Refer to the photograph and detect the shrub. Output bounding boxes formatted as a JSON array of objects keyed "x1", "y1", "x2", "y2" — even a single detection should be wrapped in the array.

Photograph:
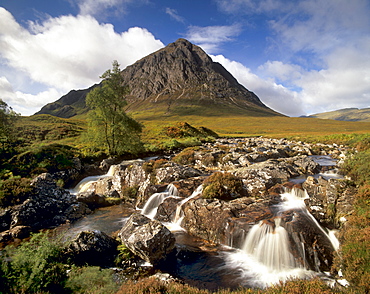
[
  {"x1": 172, "y1": 148, "x2": 197, "y2": 165},
  {"x1": 1, "y1": 232, "x2": 67, "y2": 294},
  {"x1": 8, "y1": 143, "x2": 78, "y2": 178},
  {"x1": 342, "y1": 149, "x2": 370, "y2": 186},
  {"x1": 65, "y1": 266, "x2": 119, "y2": 294},
  {"x1": 202, "y1": 172, "x2": 244, "y2": 200},
  {"x1": 0, "y1": 177, "x2": 33, "y2": 208},
  {"x1": 121, "y1": 185, "x2": 139, "y2": 200}
]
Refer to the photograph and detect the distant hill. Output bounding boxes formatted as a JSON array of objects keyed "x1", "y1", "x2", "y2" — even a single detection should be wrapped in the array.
[
  {"x1": 306, "y1": 108, "x2": 370, "y2": 122},
  {"x1": 36, "y1": 38, "x2": 282, "y2": 119}
]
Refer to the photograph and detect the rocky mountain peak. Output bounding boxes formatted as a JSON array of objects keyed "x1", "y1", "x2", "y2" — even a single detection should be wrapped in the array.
[{"x1": 37, "y1": 38, "x2": 281, "y2": 118}]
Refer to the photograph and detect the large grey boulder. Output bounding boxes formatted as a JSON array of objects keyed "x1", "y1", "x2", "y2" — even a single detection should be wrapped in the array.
[{"x1": 119, "y1": 213, "x2": 175, "y2": 265}]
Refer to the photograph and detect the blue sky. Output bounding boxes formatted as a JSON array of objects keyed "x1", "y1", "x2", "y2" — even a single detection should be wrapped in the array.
[{"x1": 0, "y1": 0, "x2": 369, "y2": 116}]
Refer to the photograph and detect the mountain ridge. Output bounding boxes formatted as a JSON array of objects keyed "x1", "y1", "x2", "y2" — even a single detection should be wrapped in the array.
[
  {"x1": 305, "y1": 107, "x2": 370, "y2": 122},
  {"x1": 36, "y1": 38, "x2": 282, "y2": 118}
]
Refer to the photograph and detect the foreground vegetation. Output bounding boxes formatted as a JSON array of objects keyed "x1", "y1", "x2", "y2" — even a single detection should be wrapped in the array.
[
  {"x1": 0, "y1": 133, "x2": 369, "y2": 293},
  {"x1": 1, "y1": 95, "x2": 370, "y2": 293}
]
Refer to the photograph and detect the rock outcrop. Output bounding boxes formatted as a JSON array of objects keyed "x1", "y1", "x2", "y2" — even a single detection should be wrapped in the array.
[
  {"x1": 0, "y1": 173, "x2": 90, "y2": 245},
  {"x1": 119, "y1": 213, "x2": 176, "y2": 265},
  {"x1": 65, "y1": 230, "x2": 119, "y2": 266}
]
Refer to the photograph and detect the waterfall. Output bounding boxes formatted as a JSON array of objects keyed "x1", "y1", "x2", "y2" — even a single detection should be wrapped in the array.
[
  {"x1": 140, "y1": 184, "x2": 179, "y2": 219},
  {"x1": 220, "y1": 187, "x2": 340, "y2": 288},
  {"x1": 69, "y1": 165, "x2": 120, "y2": 194},
  {"x1": 278, "y1": 187, "x2": 340, "y2": 251},
  {"x1": 172, "y1": 185, "x2": 203, "y2": 225},
  {"x1": 242, "y1": 218, "x2": 298, "y2": 271}
]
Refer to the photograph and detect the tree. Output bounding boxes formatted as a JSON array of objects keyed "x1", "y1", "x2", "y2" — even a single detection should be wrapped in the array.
[
  {"x1": 86, "y1": 61, "x2": 143, "y2": 156},
  {"x1": 0, "y1": 99, "x2": 18, "y2": 150}
]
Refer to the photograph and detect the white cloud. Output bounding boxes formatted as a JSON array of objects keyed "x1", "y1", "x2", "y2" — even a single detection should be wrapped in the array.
[
  {"x1": 73, "y1": 0, "x2": 146, "y2": 17},
  {"x1": 0, "y1": 8, "x2": 164, "y2": 115},
  {"x1": 211, "y1": 55, "x2": 304, "y2": 116},
  {"x1": 258, "y1": 61, "x2": 303, "y2": 83},
  {"x1": 185, "y1": 24, "x2": 242, "y2": 53},
  {"x1": 165, "y1": 8, "x2": 185, "y2": 23},
  {"x1": 0, "y1": 76, "x2": 63, "y2": 115},
  {"x1": 216, "y1": 0, "x2": 370, "y2": 115},
  {"x1": 215, "y1": 0, "x2": 288, "y2": 14}
]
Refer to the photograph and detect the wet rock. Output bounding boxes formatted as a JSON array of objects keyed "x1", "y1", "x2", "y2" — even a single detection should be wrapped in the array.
[
  {"x1": 155, "y1": 162, "x2": 203, "y2": 184},
  {"x1": 156, "y1": 197, "x2": 183, "y2": 223},
  {"x1": 0, "y1": 225, "x2": 32, "y2": 246},
  {"x1": 0, "y1": 208, "x2": 12, "y2": 232},
  {"x1": 76, "y1": 191, "x2": 116, "y2": 209},
  {"x1": 284, "y1": 211, "x2": 336, "y2": 272},
  {"x1": 65, "y1": 202, "x2": 92, "y2": 220},
  {"x1": 65, "y1": 230, "x2": 119, "y2": 266},
  {"x1": 10, "y1": 173, "x2": 79, "y2": 230},
  {"x1": 181, "y1": 197, "x2": 271, "y2": 244},
  {"x1": 119, "y1": 213, "x2": 175, "y2": 265},
  {"x1": 303, "y1": 176, "x2": 355, "y2": 228}
]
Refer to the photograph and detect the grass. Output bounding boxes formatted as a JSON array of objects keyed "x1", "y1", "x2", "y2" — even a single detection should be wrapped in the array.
[{"x1": 136, "y1": 114, "x2": 370, "y2": 139}]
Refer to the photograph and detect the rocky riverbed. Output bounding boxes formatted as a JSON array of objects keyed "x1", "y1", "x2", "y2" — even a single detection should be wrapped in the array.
[{"x1": 0, "y1": 137, "x2": 355, "y2": 289}]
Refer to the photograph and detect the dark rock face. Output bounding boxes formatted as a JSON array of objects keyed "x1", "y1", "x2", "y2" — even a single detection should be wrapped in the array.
[
  {"x1": 10, "y1": 173, "x2": 86, "y2": 230},
  {"x1": 65, "y1": 230, "x2": 119, "y2": 266},
  {"x1": 119, "y1": 213, "x2": 175, "y2": 265},
  {"x1": 0, "y1": 173, "x2": 91, "y2": 245},
  {"x1": 284, "y1": 211, "x2": 336, "y2": 272}
]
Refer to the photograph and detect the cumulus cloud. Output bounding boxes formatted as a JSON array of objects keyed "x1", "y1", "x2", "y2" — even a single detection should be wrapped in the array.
[
  {"x1": 215, "y1": 0, "x2": 370, "y2": 115},
  {"x1": 0, "y1": 8, "x2": 164, "y2": 115},
  {"x1": 0, "y1": 76, "x2": 63, "y2": 116},
  {"x1": 185, "y1": 24, "x2": 242, "y2": 53},
  {"x1": 211, "y1": 55, "x2": 304, "y2": 116}
]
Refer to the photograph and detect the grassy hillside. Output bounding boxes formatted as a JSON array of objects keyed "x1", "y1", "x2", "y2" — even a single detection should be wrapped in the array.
[
  {"x1": 308, "y1": 108, "x2": 370, "y2": 122},
  {"x1": 15, "y1": 113, "x2": 370, "y2": 150}
]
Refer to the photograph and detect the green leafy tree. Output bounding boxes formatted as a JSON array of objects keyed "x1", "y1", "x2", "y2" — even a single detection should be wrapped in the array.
[
  {"x1": 86, "y1": 60, "x2": 143, "y2": 156},
  {"x1": 0, "y1": 99, "x2": 19, "y2": 150}
]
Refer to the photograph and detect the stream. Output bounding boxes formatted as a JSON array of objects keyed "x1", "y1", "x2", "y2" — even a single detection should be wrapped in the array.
[{"x1": 61, "y1": 155, "x2": 343, "y2": 290}]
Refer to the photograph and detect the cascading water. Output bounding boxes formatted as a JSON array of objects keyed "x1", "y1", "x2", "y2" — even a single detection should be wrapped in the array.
[
  {"x1": 172, "y1": 185, "x2": 203, "y2": 225},
  {"x1": 69, "y1": 165, "x2": 119, "y2": 194},
  {"x1": 140, "y1": 183, "x2": 179, "y2": 219},
  {"x1": 278, "y1": 187, "x2": 340, "y2": 251},
  {"x1": 221, "y1": 187, "x2": 340, "y2": 288},
  {"x1": 242, "y1": 218, "x2": 298, "y2": 271}
]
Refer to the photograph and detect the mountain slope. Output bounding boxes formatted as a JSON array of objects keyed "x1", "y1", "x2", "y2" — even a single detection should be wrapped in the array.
[
  {"x1": 307, "y1": 108, "x2": 370, "y2": 122},
  {"x1": 36, "y1": 38, "x2": 282, "y2": 118}
]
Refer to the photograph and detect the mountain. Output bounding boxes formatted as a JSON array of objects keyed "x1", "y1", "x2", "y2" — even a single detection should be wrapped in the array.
[
  {"x1": 307, "y1": 108, "x2": 370, "y2": 122},
  {"x1": 36, "y1": 38, "x2": 282, "y2": 118}
]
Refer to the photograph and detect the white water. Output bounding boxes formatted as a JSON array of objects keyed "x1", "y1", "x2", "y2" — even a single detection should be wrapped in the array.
[
  {"x1": 173, "y1": 185, "x2": 203, "y2": 225},
  {"x1": 69, "y1": 165, "x2": 119, "y2": 194},
  {"x1": 278, "y1": 187, "x2": 340, "y2": 251},
  {"x1": 221, "y1": 187, "x2": 340, "y2": 288},
  {"x1": 242, "y1": 218, "x2": 298, "y2": 271},
  {"x1": 140, "y1": 184, "x2": 179, "y2": 219},
  {"x1": 221, "y1": 250, "x2": 316, "y2": 289}
]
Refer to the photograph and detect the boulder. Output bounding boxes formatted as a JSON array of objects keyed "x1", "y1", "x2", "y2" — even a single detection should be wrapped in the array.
[
  {"x1": 155, "y1": 162, "x2": 203, "y2": 184},
  {"x1": 119, "y1": 213, "x2": 175, "y2": 265},
  {"x1": 76, "y1": 191, "x2": 116, "y2": 209},
  {"x1": 10, "y1": 173, "x2": 78, "y2": 230},
  {"x1": 65, "y1": 230, "x2": 119, "y2": 266}
]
